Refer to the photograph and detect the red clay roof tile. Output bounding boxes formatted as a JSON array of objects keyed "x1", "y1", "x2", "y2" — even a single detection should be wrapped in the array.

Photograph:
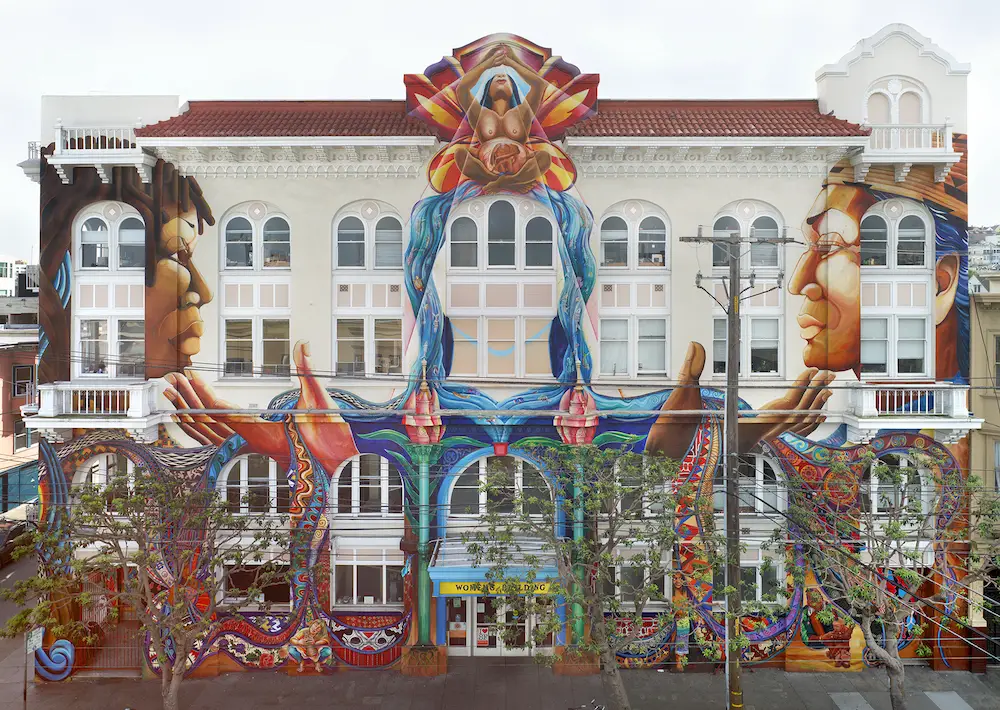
[{"x1": 135, "y1": 99, "x2": 868, "y2": 139}]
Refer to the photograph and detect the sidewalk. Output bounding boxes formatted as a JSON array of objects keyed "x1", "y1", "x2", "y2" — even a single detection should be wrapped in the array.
[{"x1": 8, "y1": 660, "x2": 1000, "y2": 710}]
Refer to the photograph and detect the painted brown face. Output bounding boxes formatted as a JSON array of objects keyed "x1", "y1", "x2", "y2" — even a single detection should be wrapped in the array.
[
  {"x1": 146, "y1": 205, "x2": 212, "y2": 371},
  {"x1": 489, "y1": 74, "x2": 514, "y2": 102},
  {"x1": 787, "y1": 187, "x2": 871, "y2": 373}
]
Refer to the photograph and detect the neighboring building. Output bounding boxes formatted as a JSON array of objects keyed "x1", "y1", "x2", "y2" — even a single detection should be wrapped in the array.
[
  {"x1": 969, "y1": 271, "x2": 1000, "y2": 663},
  {"x1": 0, "y1": 263, "x2": 39, "y2": 520},
  {"x1": 970, "y1": 274, "x2": 988, "y2": 294},
  {"x1": 20, "y1": 24, "x2": 982, "y2": 678}
]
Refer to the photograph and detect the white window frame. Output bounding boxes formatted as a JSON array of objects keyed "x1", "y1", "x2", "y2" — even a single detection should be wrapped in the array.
[
  {"x1": 861, "y1": 454, "x2": 929, "y2": 518},
  {"x1": 217, "y1": 454, "x2": 289, "y2": 515},
  {"x1": 74, "y1": 316, "x2": 145, "y2": 380},
  {"x1": 220, "y1": 205, "x2": 292, "y2": 272},
  {"x1": 74, "y1": 205, "x2": 146, "y2": 272},
  {"x1": 332, "y1": 455, "x2": 404, "y2": 517},
  {"x1": 445, "y1": 196, "x2": 558, "y2": 273},
  {"x1": 859, "y1": 315, "x2": 931, "y2": 378},
  {"x1": 858, "y1": 200, "x2": 934, "y2": 272},
  {"x1": 72, "y1": 453, "x2": 136, "y2": 501},
  {"x1": 13, "y1": 419, "x2": 32, "y2": 451},
  {"x1": 332, "y1": 316, "x2": 404, "y2": 378},
  {"x1": 596, "y1": 202, "x2": 671, "y2": 272},
  {"x1": 222, "y1": 561, "x2": 292, "y2": 611},
  {"x1": 221, "y1": 317, "x2": 291, "y2": 379},
  {"x1": 448, "y1": 457, "x2": 552, "y2": 518},
  {"x1": 333, "y1": 202, "x2": 406, "y2": 271},
  {"x1": 604, "y1": 556, "x2": 672, "y2": 608},
  {"x1": 12, "y1": 364, "x2": 34, "y2": 398},
  {"x1": 710, "y1": 201, "x2": 785, "y2": 273},
  {"x1": 711, "y1": 315, "x2": 782, "y2": 378},
  {"x1": 597, "y1": 316, "x2": 670, "y2": 379},
  {"x1": 734, "y1": 453, "x2": 785, "y2": 516},
  {"x1": 332, "y1": 546, "x2": 405, "y2": 608}
]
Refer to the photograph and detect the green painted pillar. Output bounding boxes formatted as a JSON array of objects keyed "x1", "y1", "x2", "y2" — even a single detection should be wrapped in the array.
[
  {"x1": 416, "y1": 448, "x2": 432, "y2": 645},
  {"x1": 572, "y1": 464, "x2": 585, "y2": 644}
]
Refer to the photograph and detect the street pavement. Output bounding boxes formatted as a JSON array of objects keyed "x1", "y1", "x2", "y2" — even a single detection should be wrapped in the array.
[
  {"x1": 0, "y1": 553, "x2": 35, "y2": 710},
  {"x1": 8, "y1": 660, "x2": 1000, "y2": 710}
]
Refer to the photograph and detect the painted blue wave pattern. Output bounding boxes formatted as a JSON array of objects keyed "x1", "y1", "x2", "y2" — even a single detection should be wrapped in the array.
[{"x1": 35, "y1": 639, "x2": 74, "y2": 681}]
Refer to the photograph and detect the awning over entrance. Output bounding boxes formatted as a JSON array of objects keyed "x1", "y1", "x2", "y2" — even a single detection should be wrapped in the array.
[{"x1": 428, "y1": 536, "x2": 559, "y2": 596}]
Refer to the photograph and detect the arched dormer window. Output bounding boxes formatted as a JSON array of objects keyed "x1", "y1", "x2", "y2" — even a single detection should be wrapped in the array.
[
  {"x1": 217, "y1": 454, "x2": 289, "y2": 514},
  {"x1": 750, "y1": 216, "x2": 779, "y2": 268},
  {"x1": 222, "y1": 203, "x2": 292, "y2": 271},
  {"x1": 712, "y1": 216, "x2": 739, "y2": 267},
  {"x1": 600, "y1": 217, "x2": 628, "y2": 268},
  {"x1": 859, "y1": 199, "x2": 932, "y2": 270},
  {"x1": 450, "y1": 217, "x2": 478, "y2": 268},
  {"x1": 374, "y1": 217, "x2": 403, "y2": 268},
  {"x1": 73, "y1": 453, "x2": 136, "y2": 507},
  {"x1": 75, "y1": 204, "x2": 146, "y2": 271},
  {"x1": 638, "y1": 216, "x2": 667, "y2": 267},
  {"x1": 860, "y1": 454, "x2": 927, "y2": 518},
  {"x1": 334, "y1": 454, "x2": 403, "y2": 515},
  {"x1": 597, "y1": 201, "x2": 670, "y2": 270},
  {"x1": 337, "y1": 216, "x2": 366, "y2": 267},
  {"x1": 711, "y1": 201, "x2": 783, "y2": 271},
  {"x1": 525, "y1": 217, "x2": 553, "y2": 267},
  {"x1": 80, "y1": 218, "x2": 110, "y2": 269}
]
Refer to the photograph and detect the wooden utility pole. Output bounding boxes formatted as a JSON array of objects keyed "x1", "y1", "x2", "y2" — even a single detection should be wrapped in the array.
[{"x1": 680, "y1": 226, "x2": 791, "y2": 710}]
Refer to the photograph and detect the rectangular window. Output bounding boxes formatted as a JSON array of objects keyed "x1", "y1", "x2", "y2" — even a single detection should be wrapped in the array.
[
  {"x1": 81, "y1": 229, "x2": 109, "y2": 269},
  {"x1": 117, "y1": 319, "x2": 145, "y2": 378},
  {"x1": 601, "y1": 225, "x2": 628, "y2": 267},
  {"x1": 600, "y1": 319, "x2": 628, "y2": 376},
  {"x1": 450, "y1": 224, "x2": 478, "y2": 268},
  {"x1": 374, "y1": 319, "x2": 402, "y2": 375},
  {"x1": 750, "y1": 242, "x2": 779, "y2": 268},
  {"x1": 80, "y1": 319, "x2": 109, "y2": 374},
  {"x1": 336, "y1": 319, "x2": 365, "y2": 376},
  {"x1": 224, "y1": 565, "x2": 290, "y2": 606},
  {"x1": 358, "y1": 455, "x2": 382, "y2": 514},
  {"x1": 334, "y1": 563, "x2": 402, "y2": 606},
  {"x1": 713, "y1": 318, "x2": 727, "y2": 374},
  {"x1": 897, "y1": 318, "x2": 926, "y2": 374},
  {"x1": 861, "y1": 318, "x2": 889, "y2": 374},
  {"x1": 13, "y1": 419, "x2": 31, "y2": 451},
  {"x1": 524, "y1": 318, "x2": 552, "y2": 376},
  {"x1": 224, "y1": 319, "x2": 253, "y2": 376},
  {"x1": 246, "y1": 454, "x2": 270, "y2": 513},
  {"x1": 749, "y1": 318, "x2": 779, "y2": 374},
  {"x1": 12, "y1": 365, "x2": 34, "y2": 398},
  {"x1": 486, "y1": 318, "x2": 516, "y2": 376},
  {"x1": 262, "y1": 319, "x2": 290, "y2": 377},
  {"x1": 637, "y1": 318, "x2": 667, "y2": 374},
  {"x1": 995, "y1": 336, "x2": 1000, "y2": 387},
  {"x1": 450, "y1": 318, "x2": 479, "y2": 376}
]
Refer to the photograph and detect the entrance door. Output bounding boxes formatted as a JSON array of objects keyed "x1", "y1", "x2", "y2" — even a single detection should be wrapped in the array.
[
  {"x1": 471, "y1": 597, "x2": 533, "y2": 657},
  {"x1": 446, "y1": 597, "x2": 472, "y2": 656}
]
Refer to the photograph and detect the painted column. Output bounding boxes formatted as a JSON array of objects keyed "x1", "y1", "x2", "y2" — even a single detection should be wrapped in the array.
[
  {"x1": 572, "y1": 466, "x2": 585, "y2": 644},
  {"x1": 403, "y1": 361, "x2": 443, "y2": 647}
]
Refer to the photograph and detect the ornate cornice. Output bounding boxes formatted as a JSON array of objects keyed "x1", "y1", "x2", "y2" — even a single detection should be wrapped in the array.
[
  {"x1": 150, "y1": 144, "x2": 436, "y2": 179},
  {"x1": 566, "y1": 144, "x2": 861, "y2": 178}
]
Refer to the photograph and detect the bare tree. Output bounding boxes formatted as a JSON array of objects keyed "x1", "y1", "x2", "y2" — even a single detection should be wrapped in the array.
[
  {"x1": 2, "y1": 462, "x2": 288, "y2": 710},
  {"x1": 464, "y1": 444, "x2": 719, "y2": 710}
]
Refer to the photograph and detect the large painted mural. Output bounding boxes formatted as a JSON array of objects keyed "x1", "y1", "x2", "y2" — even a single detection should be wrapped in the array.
[{"x1": 33, "y1": 35, "x2": 971, "y2": 680}]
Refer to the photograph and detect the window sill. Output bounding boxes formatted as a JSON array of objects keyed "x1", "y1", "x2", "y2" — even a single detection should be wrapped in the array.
[
  {"x1": 331, "y1": 604, "x2": 405, "y2": 612},
  {"x1": 214, "y1": 377, "x2": 295, "y2": 387}
]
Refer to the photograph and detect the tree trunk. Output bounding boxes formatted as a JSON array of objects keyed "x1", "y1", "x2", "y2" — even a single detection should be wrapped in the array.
[
  {"x1": 162, "y1": 659, "x2": 185, "y2": 710},
  {"x1": 886, "y1": 660, "x2": 907, "y2": 710},
  {"x1": 590, "y1": 608, "x2": 631, "y2": 710}
]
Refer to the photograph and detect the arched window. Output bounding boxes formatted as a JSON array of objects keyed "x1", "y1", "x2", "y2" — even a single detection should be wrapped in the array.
[
  {"x1": 80, "y1": 217, "x2": 110, "y2": 269},
  {"x1": 74, "y1": 453, "x2": 135, "y2": 507},
  {"x1": 638, "y1": 217, "x2": 666, "y2": 268},
  {"x1": 525, "y1": 217, "x2": 553, "y2": 267},
  {"x1": 736, "y1": 454, "x2": 782, "y2": 515},
  {"x1": 225, "y1": 217, "x2": 254, "y2": 268},
  {"x1": 117, "y1": 217, "x2": 145, "y2": 269},
  {"x1": 374, "y1": 217, "x2": 403, "y2": 269},
  {"x1": 335, "y1": 454, "x2": 403, "y2": 515},
  {"x1": 712, "y1": 217, "x2": 739, "y2": 267},
  {"x1": 897, "y1": 215, "x2": 926, "y2": 267},
  {"x1": 219, "y1": 454, "x2": 289, "y2": 515},
  {"x1": 600, "y1": 217, "x2": 628, "y2": 267},
  {"x1": 487, "y1": 201, "x2": 516, "y2": 267},
  {"x1": 337, "y1": 216, "x2": 366, "y2": 268},
  {"x1": 450, "y1": 217, "x2": 478, "y2": 268},
  {"x1": 860, "y1": 215, "x2": 888, "y2": 266},
  {"x1": 860, "y1": 454, "x2": 924, "y2": 517},
  {"x1": 449, "y1": 457, "x2": 550, "y2": 516},
  {"x1": 262, "y1": 217, "x2": 291, "y2": 268},
  {"x1": 750, "y1": 216, "x2": 779, "y2": 268},
  {"x1": 866, "y1": 93, "x2": 891, "y2": 124},
  {"x1": 898, "y1": 92, "x2": 922, "y2": 125}
]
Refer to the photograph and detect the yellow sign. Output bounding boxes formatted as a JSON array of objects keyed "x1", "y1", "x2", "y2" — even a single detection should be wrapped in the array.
[{"x1": 439, "y1": 581, "x2": 551, "y2": 595}]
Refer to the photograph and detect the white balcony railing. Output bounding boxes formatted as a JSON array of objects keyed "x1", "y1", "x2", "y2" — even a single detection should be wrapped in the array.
[
  {"x1": 53, "y1": 126, "x2": 138, "y2": 155},
  {"x1": 846, "y1": 382, "x2": 969, "y2": 419},
  {"x1": 36, "y1": 381, "x2": 157, "y2": 419},
  {"x1": 867, "y1": 124, "x2": 953, "y2": 153},
  {"x1": 26, "y1": 141, "x2": 39, "y2": 161}
]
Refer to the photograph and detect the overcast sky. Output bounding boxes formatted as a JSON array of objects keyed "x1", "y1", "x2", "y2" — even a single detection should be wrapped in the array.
[{"x1": 0, "y1": 0, "x2": 996, "y2": 262}]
